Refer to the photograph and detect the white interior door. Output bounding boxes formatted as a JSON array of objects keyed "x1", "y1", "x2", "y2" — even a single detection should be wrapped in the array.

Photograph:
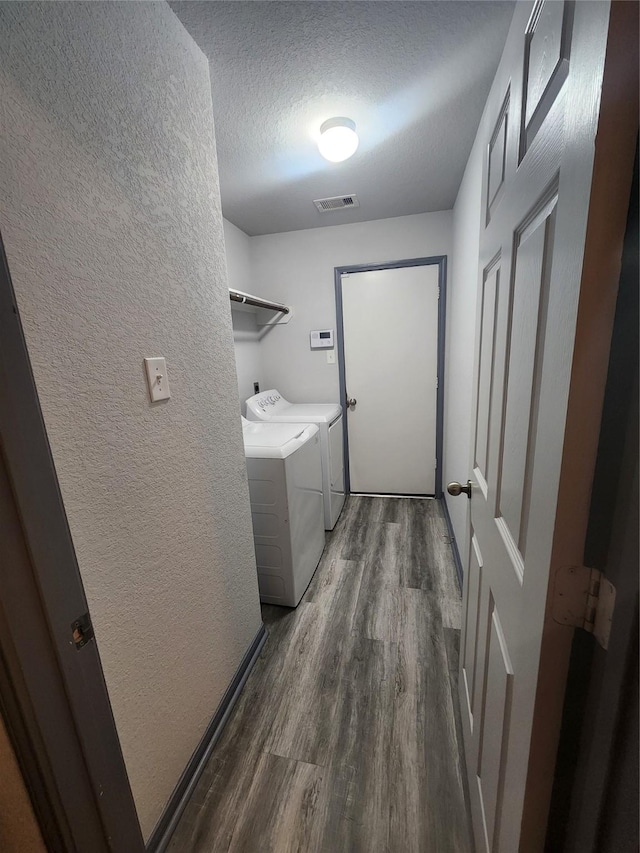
[
  {"x1": 340, "y1": 264, "x2": 439, "y2": 495},
  {"x1": 454, "y1": 2, "x2": 635, "y2": 850}
]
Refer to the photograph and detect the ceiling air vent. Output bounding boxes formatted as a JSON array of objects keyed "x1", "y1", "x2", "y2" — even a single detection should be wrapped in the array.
[{"x1": 313, "y1": 194, "x2": 360, "y2": 213}]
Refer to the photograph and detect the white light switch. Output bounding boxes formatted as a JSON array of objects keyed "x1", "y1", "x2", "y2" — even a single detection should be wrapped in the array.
[
  {"x1": 326, "y1": 350, "x2": 336, "y2": 364},
  {"x1": 144, "y1": 357, "x2": 170, "y2": 402}
]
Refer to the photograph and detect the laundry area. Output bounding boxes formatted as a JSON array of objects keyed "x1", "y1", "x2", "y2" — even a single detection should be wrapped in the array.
[
  {"x1": 205, "y1": 114, "x2": 470, "y2": 846},
  {"x1": 0, "y1": 2, "x2": 636, "y2": 853},
  {"x1": 233, "y1": 267, "x2": 445, "y2": 597},
  {"x1": 206, "y1": 227, "x2": 462, "y2": 848}
]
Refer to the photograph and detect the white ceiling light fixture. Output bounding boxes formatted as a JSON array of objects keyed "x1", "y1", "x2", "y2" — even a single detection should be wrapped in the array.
[{"x1": 318, "y1": 117, "x2": 359, "y2": 163}]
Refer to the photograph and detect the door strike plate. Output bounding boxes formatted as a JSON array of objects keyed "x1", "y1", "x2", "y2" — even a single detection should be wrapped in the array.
[{"x1": 71, "y1": 613, "x2": 95, "y2": 650}]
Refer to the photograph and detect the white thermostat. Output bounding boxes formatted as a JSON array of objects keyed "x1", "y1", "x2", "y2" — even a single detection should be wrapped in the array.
[{"x1": 310, "y1": 329, "x2": 334, "y2": 349}]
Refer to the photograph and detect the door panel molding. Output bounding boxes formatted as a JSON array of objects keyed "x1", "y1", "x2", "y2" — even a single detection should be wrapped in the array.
[
  {"x1": 334, "y1": 255, "x2": 447, "y2": 497},
  {"x1": 486, "y1": 89, "x2": 510, "y2": 225},
  {"x1": 520, "y1": 0, "x2": 574, "y2": 158},
  {"x1": 476, "y1": 604, "x2": 514, "y2": 852},
  {"x1": 473, "y1": 257, "x2": 501, "y2": 488}
]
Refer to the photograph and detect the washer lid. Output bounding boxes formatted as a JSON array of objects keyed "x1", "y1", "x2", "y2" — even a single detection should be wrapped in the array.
[
  {"x1": 246, "y1": 389, "x2": 341, "y2": 423},
  {"x1": 268, "y1": 402, "x2": 342, "y2": 423},
  {"x1": 242, "y1": 420, "x2": 319, "y2": 459}
]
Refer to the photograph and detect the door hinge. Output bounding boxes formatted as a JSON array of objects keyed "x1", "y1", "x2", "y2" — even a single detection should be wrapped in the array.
[{"x1": 551, "y1": 566, "x2": 616, "y2": 650}]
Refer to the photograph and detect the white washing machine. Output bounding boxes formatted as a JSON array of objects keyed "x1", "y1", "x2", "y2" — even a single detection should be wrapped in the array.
[
  {"x1": 241, "y1": 417, "x2": 325, "y2": 607},
  {"x1": 245, "y1": 390, "x2": 345, "y2": 530}
]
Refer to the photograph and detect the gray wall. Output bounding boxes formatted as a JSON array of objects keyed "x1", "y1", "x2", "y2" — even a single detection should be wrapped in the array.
[
  {"x1": 249, "y1": 211, "x2": 452, "y2": 403},
  {"x1": 0, "y1": 2, "x2": 262, "y2": 839}
]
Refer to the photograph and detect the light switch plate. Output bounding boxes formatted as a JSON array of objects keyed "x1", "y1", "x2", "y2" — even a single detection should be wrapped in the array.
[
  {"x1": 326, "y1": 350, "x2": 336, "y2": 364},
  {"x1": 144, "y1": 357, "x2": 170, "y2": 402}
]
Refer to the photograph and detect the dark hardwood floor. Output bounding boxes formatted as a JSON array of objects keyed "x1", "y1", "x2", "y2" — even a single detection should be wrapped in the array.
[{"x1": 167, "y1": 496, "x2": 473, "y2": 852}]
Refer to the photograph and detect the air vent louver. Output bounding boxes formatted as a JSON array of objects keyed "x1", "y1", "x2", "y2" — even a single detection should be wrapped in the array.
[{"x1": 313, "y1": 194, "x2": 360, "y2": 213}]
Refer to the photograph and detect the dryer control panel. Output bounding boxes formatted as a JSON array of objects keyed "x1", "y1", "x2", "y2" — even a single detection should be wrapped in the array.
[{"x1": 250, "y1": 390, "x2": 284, "y2": 413}]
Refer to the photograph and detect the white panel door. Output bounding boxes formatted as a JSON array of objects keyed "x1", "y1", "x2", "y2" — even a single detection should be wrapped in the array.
[
  {"x1": 340, "y1": 264, "x2": 439, "y2": 495},
  {"x1": 454, "y1": 2, "x2": 635, "y2": 851}
]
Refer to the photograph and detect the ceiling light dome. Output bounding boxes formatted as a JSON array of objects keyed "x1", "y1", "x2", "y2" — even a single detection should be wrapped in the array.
[{"x1": 318, "y1": 117, "x2": 359, "y2": 163}]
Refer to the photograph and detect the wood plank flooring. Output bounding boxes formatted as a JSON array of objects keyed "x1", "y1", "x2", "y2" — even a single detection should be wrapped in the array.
[{"x1": 167, "y1": 496, "x2": 473, "y2": 853}]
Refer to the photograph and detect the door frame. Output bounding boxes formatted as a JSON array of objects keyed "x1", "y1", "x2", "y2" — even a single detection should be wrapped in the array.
[
  {"x1": 0, "y1": 234, "x2": 145, "y2": 851},
  {"x1": 334, "y1": 255, "x2": 447, "y2": 498},
  {"x1": 546, "y1": 141, "x2": 639, "y2": 853}
]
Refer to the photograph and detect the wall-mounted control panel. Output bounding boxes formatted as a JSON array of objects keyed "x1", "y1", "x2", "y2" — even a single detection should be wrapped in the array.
[
  {"x1": 310, "y1": 329, "x2": 334, "y2": 349},
  {"x1": 144, "y1": 357, "x2": 171, "y2": 402}
]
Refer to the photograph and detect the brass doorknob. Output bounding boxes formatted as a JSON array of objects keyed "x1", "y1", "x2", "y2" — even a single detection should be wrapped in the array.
[{"x1": 447, "y1": 480, "x2": 472, "y2": 499}]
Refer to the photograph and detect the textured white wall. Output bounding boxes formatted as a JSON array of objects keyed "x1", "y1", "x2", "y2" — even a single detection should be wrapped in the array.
[
  {"x1": 250, "y1": 212, "x2": 452, "y2": 403},
  {"x1": 442, "y1": 79, "x2": 488, "y2": 571},
  {"x1": 224, "y1": 219, "x2": 264, "y2": 413},
  {"x1": 224, "y1": 218, "x2": 253, "y2": 293},
  {"x1": 0, "y1": 2, "x2": 262, "y2": 840},
  {"x1": 231, "y1": 309, "x2": 264, "y2": 415}
]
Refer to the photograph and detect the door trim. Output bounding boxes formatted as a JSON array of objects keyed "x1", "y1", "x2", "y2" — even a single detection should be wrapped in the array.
[
  {"x1": 442, "y1": 493, "x2": 465, "y2": 589},
  {"x1": 334, "y1": 255, "x2": 447, "y2": 498},
  {"x1": 0, "y1": 233, "x2": 145, "y2": 851}
]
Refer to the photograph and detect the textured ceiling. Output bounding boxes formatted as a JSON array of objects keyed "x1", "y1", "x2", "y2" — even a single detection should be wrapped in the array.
[{"x1": 171, "y1": 1, "x2": 514, "y2": 236}]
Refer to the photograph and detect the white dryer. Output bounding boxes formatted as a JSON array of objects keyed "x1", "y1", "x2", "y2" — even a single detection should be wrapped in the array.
[
  {"x1": 245, "y1": 390, "x2": 345, "y2": 530},
  {"x1": 241, "y1": 417, "x2": 325, "y2": 607}
]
